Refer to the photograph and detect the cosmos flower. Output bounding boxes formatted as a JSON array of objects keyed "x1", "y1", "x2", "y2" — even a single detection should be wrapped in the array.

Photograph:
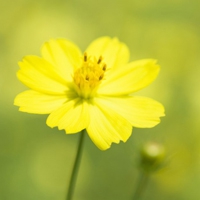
[{"x1": 14, "y1": 37, "x2": 165, "y2": 150}]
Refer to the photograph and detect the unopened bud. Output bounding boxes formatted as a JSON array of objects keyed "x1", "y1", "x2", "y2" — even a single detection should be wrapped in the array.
[{"x1": 140, "y1": 142, "x2": 165, "y2": 172}]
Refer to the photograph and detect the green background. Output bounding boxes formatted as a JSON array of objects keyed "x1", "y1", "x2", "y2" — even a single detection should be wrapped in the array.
[{"x1": 1, "y1": 0, "x2": 200, "y2": 199}]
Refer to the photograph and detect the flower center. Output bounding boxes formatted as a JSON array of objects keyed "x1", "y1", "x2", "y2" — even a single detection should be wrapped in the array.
[{"x1": 73, "y1": 52, "x2": 107, "y2": 99}]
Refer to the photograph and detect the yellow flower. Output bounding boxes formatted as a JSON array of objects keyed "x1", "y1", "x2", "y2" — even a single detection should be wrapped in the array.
[{"x1": 14, "y1": 37, "x2": 165, "y2": 150}]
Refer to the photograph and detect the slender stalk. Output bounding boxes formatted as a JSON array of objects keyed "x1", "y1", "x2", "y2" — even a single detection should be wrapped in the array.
[
  {"x1": 133, "y1": 171, "x2": 149, "y2": 200},
  {"x1": 67, "y1": 130, "x2": 85, "y2": 200}
]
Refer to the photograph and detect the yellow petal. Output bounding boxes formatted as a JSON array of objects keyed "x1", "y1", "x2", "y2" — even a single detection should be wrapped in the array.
[
  {"x1": 95, "y1": 96, "x2": 165, "y2": 128},
  {"x1": 14, "y1": 90, "x2": 67, "y2": 114},
  {"x1": 86, "y1": 37, "x2": 129, "y2": 72},
  {"x1": 17, "y1": 56, "x2": 69, "y2": 94},
  {"x1": 98, "y1": 59, "x2": 160, "y2": 96},
  {"x1": 41, "y1": 39, "x2": 82, "y2": 82},
  {"x1": 46, "y1": 98, "x2": 89, "y2": 133},
  {"x1": 86, "y1": 99, "x2": 132, "y2": 150}
]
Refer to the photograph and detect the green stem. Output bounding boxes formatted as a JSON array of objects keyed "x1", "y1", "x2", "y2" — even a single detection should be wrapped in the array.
[
  {"x1": 133, "y1": 171, "x2": 149, "y2": 200},
  {"x1": 67, "y1": 130, "x2": 85, "y2": 200}
]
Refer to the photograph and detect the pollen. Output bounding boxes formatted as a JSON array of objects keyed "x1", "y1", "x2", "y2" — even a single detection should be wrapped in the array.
[{"x1": 73, "y1": 52, "x2": 107, "y2": 99}]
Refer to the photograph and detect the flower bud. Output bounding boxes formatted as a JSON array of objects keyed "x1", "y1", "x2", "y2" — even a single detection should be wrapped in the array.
[{"x1": 140, "y1": 142, "x2": 165, "y2": 172}]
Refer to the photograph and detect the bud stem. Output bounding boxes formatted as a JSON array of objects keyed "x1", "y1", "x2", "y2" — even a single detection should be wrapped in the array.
[{"x1": 133, "y1": 171, "x2": 149, "y2": 200}]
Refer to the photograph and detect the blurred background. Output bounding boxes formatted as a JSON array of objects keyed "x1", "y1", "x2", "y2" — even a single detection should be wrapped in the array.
[{"x1": 1, "y1": 0, "x2": 200, "y2": 199}]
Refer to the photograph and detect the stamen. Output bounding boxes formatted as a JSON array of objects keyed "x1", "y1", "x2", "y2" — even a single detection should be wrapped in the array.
[
  {"x1": 73, "y1": 53, "x2": 107, "y2": 98},
  {"x1": 85, "y1": 75, "x2": 89, "y2": 81},
  {"x1": 97, "y1": 56, "x2": 103, "y2": 64},
  {"x1": 99, "y1": 74, "x2": 104, "y2": 80},
  {"x1": 84, "y1": 52, "x2": 87, "y2": 62},
  {"x1": 102, "y1": 64, "x2": 107, "y2": 71}
]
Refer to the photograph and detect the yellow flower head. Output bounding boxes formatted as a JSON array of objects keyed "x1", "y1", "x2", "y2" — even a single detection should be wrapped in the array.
[{"x1": 14, "y1": 37, "x2": 165, "y2": 150}]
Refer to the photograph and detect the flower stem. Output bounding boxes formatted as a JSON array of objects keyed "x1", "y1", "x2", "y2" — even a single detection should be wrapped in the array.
[
  {"x1": 67, "y1": 130, "x2": 85, "y2": 200},
  {"x1": 133, "y1": 171, "x2": 149, "y2": 200}
]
